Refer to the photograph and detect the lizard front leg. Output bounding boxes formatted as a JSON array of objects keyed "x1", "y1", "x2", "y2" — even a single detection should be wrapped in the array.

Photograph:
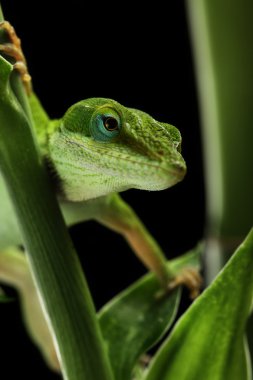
[
  {"x1": 95, "y1": 194, "x2": 202, "y2": 299},
  {"x1": 0, "y1": 21, "x2": 32, "y2": 93}
]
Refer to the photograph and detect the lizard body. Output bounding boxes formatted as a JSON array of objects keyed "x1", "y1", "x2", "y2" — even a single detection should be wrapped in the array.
[{"x1": 0, "y1": 21, "x2": 201, "y2": 372}]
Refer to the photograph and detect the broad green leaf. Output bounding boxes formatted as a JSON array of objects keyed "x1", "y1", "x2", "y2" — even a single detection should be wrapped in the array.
[
  {"x1": 144, "y1": 228, "x2": 253, "y2": 380},
  {"x1": 98, "y1": 247, "x2": 202, "y2": 380}
]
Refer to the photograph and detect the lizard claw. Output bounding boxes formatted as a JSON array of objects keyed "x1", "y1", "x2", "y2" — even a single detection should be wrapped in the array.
[
  {"x1": 0, "y1": 21, "x2": 32, "y2": 94},
  {"x1": 167, "y1": 267, "x2": 203, "y2": 299},
  {"x1": 155, "y1": 267, "x2": 203, "y2": 300}
]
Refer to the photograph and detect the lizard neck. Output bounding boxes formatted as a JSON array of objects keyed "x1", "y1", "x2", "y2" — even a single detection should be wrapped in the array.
[{"x1": 29, "y1": 93, "x2": 60, "y2": 156}]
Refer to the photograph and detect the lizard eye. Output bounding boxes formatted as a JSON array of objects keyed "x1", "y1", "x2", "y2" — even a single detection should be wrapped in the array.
[
  {"x1": 90, "y1": 107, "x2": 121, "y2": 142},
  {"x1": 103, "y1": 116, "x2": 119, "y2": 131}
]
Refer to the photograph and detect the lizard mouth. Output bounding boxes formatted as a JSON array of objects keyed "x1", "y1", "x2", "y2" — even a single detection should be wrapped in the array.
[
  {"x1": 141, "y1": 142, "x2": 187, "y2": 188},
  {"x1": 135, "y1": 163, "x2": 186, "y2": 191},
  {"x1": 121, "y1": 154, "x2": 186, "y2": 191},
  {"x1": 59, "y1": 137, "x2": 186, "y2": 193}
]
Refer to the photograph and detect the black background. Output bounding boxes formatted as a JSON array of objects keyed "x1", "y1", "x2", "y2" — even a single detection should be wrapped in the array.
[{"x1": 0, "y1": 1, "x2": 205, "y2": 379}]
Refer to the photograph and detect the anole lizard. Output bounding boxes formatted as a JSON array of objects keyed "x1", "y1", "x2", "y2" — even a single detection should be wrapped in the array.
[{"x1": 0, "y1": 21, "x2": 202, "y2": 371}]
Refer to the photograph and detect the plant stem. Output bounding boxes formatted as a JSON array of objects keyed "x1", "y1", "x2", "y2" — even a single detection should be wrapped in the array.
[
  {"x1": 186, "y1": 0, "x2": 253, "y2": 280},
  {"x1": 0, "y1": 6, "x2": 113, "y2": 380},
  {"x1": 186, "y1": 0, "x2": 253, "y2": 368}
]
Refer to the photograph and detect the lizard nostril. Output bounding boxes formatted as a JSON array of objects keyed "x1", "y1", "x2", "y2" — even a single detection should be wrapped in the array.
[{"x1": 157, "y1": 150, "x2": 164, "y2": 156}]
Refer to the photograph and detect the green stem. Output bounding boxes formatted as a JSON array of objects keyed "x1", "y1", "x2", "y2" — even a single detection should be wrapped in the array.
[
  {"x1": 187, "y1": 0, "x2": 253, "y2": 368},
  {"x1": 186, "y1": 0, "x2": 253, "y2": 279},
  {"x1": 0, "y1": 6, "x2": 113, "y2": 380}
]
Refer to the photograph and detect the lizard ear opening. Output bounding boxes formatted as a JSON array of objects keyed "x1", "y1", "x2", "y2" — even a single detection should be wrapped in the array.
[{"x1": 90, "y1": 106, "x2": 122, "y2": 142}]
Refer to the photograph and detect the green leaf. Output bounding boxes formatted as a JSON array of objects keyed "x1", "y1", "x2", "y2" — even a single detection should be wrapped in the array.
[
  {"x1": 0, "y1": 7, "x2": 113, "y2": 379},
  {"x1": 144, "y1": 228, "x2": 253, "y2": 380},
  {"x1": 0, "y1": 55, "x2": 12, "y2": 96},
  {"x1": 98, "y1": 246, "x2": 202, "y2": 380}
]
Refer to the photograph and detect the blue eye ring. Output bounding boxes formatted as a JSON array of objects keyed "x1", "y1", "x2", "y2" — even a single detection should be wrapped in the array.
[{"x1": 90, "y1": 107, "x2": 122, "y2": 142}]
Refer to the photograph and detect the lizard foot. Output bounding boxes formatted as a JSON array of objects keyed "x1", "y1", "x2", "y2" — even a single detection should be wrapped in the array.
[
  {"x1": 156, "y1": 267, "x2": 203, "y2": 300},
  {"x1": 167, "y1": 267, "x2": 203, "y2": 299},
  {"x1": 0, "y1": 21, "x2": 32, "y2": 94}
]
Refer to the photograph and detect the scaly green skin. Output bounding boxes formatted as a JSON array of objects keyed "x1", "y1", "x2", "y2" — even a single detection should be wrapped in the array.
[
  {"x1": 1, "y1": 92, "x2": 186, "y2": 272},
  {"x1": 0, "y1": 92, "x2": 186, "y2": 370},
  {"x1": 34, "y1": 93, "x2": 185, "y2": 283},
  {"x1": 34, "y1": 95, "x2": 185, "y2": 200}
]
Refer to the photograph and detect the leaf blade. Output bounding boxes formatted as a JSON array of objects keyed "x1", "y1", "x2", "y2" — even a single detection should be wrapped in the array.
[
  {"x1": 99, "y1": 247, "x2": 202, "y2": 380},
  {"x1": 144, "y1": 229, "x2": 253, "y2": 380}
]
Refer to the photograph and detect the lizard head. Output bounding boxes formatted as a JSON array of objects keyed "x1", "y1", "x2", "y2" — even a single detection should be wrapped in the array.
[{"x1": 49, "y1": 98, "x2": 186, "y2": 201}]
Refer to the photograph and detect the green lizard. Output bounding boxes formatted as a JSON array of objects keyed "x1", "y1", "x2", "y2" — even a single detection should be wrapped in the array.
[{"x1": 0, "y1": 21, "x2": 201, "y2": 372}]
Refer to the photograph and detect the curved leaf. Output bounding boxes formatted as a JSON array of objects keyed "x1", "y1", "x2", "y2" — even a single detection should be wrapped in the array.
[
  {"x1": 99, "y1": 247, "x2": 202, "y2": 380},
  {"x1": 144, "y1": 229, "x2": 253, "y2": 380}
]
